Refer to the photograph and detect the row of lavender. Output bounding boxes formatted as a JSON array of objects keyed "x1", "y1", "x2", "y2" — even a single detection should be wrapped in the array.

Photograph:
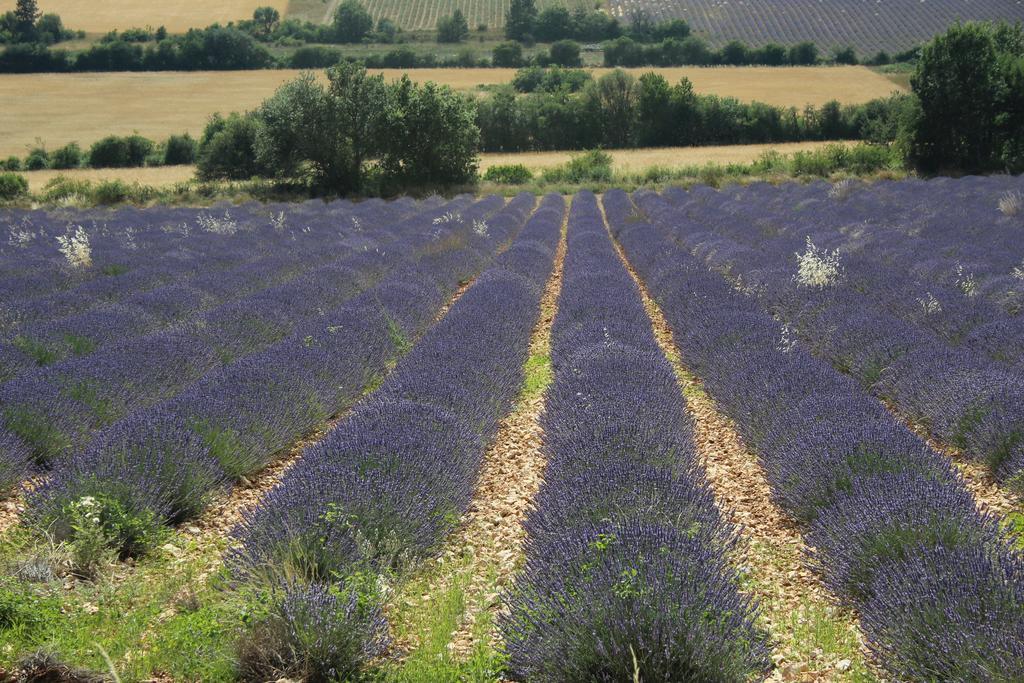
[
  {"x1": 5, "y1": 195, "x2": 523, "y2": 553},
  {"x1": 641, "y1": 182, "x2": 1024, "y2": 492},
  {"x1": 0, "y1": 200, "x2": 413, "y2": 381},
  {"x1": 228, "y1": 195, "x2": 563, "y2": 677},
  {"x1": 607, "y1": 189, "x2": 1024, "y2": 681},
  {"x1": 502, "y1": 192, "x2": 770, "y2": 681},
  {"x1": 0, "y1": 197, "x2": 444, "y2": 476},
  {"x1": 0, "y1": 199, "x2": 448, "y2": 497},
  {"x1": 665, "y1": 176, "x2": 1024, "y2": 314}
]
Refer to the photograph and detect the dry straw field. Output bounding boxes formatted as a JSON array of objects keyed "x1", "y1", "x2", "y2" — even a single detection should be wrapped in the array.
[
  {"x1": 18, "y1": 141, "x2": 852, "y2": 191},
  {"x1": 0, "y1": 66, "x2": 901, "y2": 159},
  {"x1": 0, "y1": 0, "x2": 290, "y2": 32}
]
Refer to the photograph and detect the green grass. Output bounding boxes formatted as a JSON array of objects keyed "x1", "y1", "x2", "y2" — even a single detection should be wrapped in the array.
[
  {"x1": 381, "y1": 559, "x2": 506, "y2": 683},
  {"x1": 739, "y1": 538, "x2": 876, "y2": 681},
  {"x1": 0, "y1": 526, "x2": 246, "y2": 681},
  {"x1": 521, "y1": 352, "x2": 553, "y2": 403}
]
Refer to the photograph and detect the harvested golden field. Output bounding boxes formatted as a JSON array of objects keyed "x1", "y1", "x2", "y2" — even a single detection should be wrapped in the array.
[
  {"x1": 480, "y1": 141, "x2": 853, "y2": 172},
  {"x1": 0, "y1": 67, "x2": 901, "y2": 159},
  {"x1": 19, "y1": 141, "x2": 852, "y2": 191},
  {"x1": 0, "y1": 0, "x2": 289, "y2": 33}
]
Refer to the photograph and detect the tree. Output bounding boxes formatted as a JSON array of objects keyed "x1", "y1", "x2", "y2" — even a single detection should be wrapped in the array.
[
  {"x1": 548, "y1": 39, "x2": 581, "y2": 67},
  {"x1": 492, "y1": 41, "x2": 524, "y2": 67},
  {"x1": 196, "y1": 112, "x2": 266, "y2": 180},
  {"x1": 721, "y1": 40, "x2": 750, "y2": 65},
  {"x1": 505, "y1": 0, "x2": 537, "y2": 41},
  {"x1": 535, "y1": 7, "x2": 573, "y2": 42},
  {"x1": 832, "y1": 45, "x2": 858, "y2": 65},
  {"x1": 584, "y1": 70, "x2": 638, "y2": 147},
  {"x1": 788, "y1": 41, "x2": 818, "y2": 65},
  {"x1": 254, "y1": 63, "x2": 388, "y2": 192},
  {"x1": 437, "y1": 9, "x2": 469, "y2": 43},
  {"x1": 333, "y1": 0, "x2": 373, "y2": 44},
  {"x1": 14, "y1": 0, "x2": 40, "y2": 41},
  {"x1": 380, "y1": 77, "x2": 479, "y2": 188},
  {"x1": 253, "y1": 7, "x2": 280, "y2": 37},
  {"x1": 907, "y1": 22, "x2": 1001, "y2": 172}
]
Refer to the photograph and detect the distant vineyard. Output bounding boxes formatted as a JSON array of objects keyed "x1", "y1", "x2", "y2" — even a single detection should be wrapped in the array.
[
  {"x1": 360, "y1": 0, "x2": 589, "y2": 31},
  {"x1": 607, "y1": 0, "x2": 1024, "y2": 53}
]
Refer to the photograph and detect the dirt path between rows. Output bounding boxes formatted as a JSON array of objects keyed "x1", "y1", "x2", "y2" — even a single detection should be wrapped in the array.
[{"x1": 601, "y1": 197, "x2": 878, "y2": 682}]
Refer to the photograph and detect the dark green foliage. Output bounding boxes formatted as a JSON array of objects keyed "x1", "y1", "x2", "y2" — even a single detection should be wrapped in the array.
[
  {"x1": 163, "y1": 133, "x2": 197, "y2": 165},
  {"x1": 49, "y1": 142, "x2": 82, "y2": 169},
  {"x1": 88, "y1": 135, "x2": 154, "y2": 168},
  {"x1": 196, "y1": 113, "x2": 267, "y2": 181},
  {"x1": 548, "y1": 39, "x2": 581, "y2": 67},
  {"x1": 833, "y1": 45, "x2": 859, "y2": 64},
  {"x1": 905, "y1": 21, "x2": 1024, "y2": 173},
  {"x1": 492, "y1": 41, "x2": 524, "y2": 67},
  {"x1": 332, "y1": 0, "x2": 373, "y2": 44},
  {"x1": 2, "y1": 156, "x2": 20, "y2": 171},
  {"x1": 535, "y1": 7, "x2": 573, "y2": 42},
  {"x1": 0, "y1": 171, "x2": 28, "y2": 200},
  {"x1": 0, "y1": 42, "x2": 71, "y2": 71},
  {"x1": 254, "y1": 63, "x2": 388, "y2": 193},
  {"x1": 482, "y1": 163, "x2": 533, "y2": 184},
  {"x1": 252, "y1": 6, "x2": 280, "y2": 37},
  {"x1": 437, "y1": 9, "x2": 469, "y2": 43},
  {"x1": 505, "y1": 0, "x2": 537, "y2": 41},
  {"x1": 378, "y1": 77, "x2": 480, "y2": 190},
  {"x1": 14, "y1": 0, "x2": 39, "y2": 41},
  {"x1": 541, "y1": 149, "x2": 613, "y2": 183},
  {"x1": 788, "y1": 41, "x2": 819, "y2": 64},
  {"x1": 23, "y1": 146, "x2": 48, "y2": 170},
  {"x1": 288, "y1": 45, "x2": 341, "y2": 68}
]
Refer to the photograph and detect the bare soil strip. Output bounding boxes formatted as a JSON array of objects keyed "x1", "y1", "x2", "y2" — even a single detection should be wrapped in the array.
[
  {"x1": 389, "y1": 203, "x2": 569, "y2": 661},
  {"x1": 600, "y1": 197, "x2": 876, "y2": 682}
]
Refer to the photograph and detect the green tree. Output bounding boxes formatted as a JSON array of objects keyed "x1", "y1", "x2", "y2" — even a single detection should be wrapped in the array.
[
  {"x1": 720, "y1": 40, "x2": 750, "y2": 65},
  {"x1": 637, "y1": 72, "x2": 674, "y2": 146},
  {"x1": 584, "y1": 69, "x2": 638, "y2": 147},
  {"x1": 196, "y1": 112, "x2": 266, "y2": 180},
  {"x1": 254, "y1": 63, "x2": 388, "y2": 193},
  {"x1": 379, "y1": 77, "x2": 479, "y2": 188},
  {"x1": 333, "y1": 0, "x2": 373, "y2": 44},
  {"x1": 14, "y1": 0, "x2": 40, "y2": 41},
  {"x1": 492, "y1": 41, "x2": 524, "y2": 67},
  {"x1": 252, "y1": 7, "x2": 280, "y2": 37},
  {"x1": 908, "y1": 22, "x2": 1000, "y2": 172},
  {"x1": 535, "y1": 7, "x2": 573, "y2": 42},
  {"x1": 505, "y1": 0, "x2": 537, "y2": 41},
  {"x1": 549, "y1": 39, "x2": 581, "y2": 67},
  {"x1": 437, "y1": 9, "x2": 469, "y2": 43},
  {"x1": 788, "y1": 41, "x2": 818, "y2": 65},
  {"x1": 832, "y1": 45, "x2": 858, "y2": 64}
]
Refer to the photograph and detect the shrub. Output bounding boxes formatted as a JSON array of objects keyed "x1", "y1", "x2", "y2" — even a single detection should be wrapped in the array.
[
  {"x1": 0, "y1": 429, "x2": 29, "y2": 497},
  {"x1": 548, "y1": 39, "x2": 581, "y2": 67},
  {"x1": 24, "y1": 147, "x2": 48, "y2": 170},
  {"x1": 88, "y1": 135, "x2": 153, "y2": 168},
  {"x1": 0, "y1": 171, "x2": 28, "y2": 200},
  {"x1": 39, "y1": 175, "x2": 91, "y2": 202},
  {"x1": 437, "y1": 9, "x2": 469, "y2": 43},
  {"x1": 196, "y1": 112, "x2": 265, "y2": 181},
  {"x1": 491, "y1": 41, "x2": 523, "y2": 67},
  {"x1": 289, "y1": 45, "x2": 342, "y2": 68},
  {"x1": 163, "y1": 133, "x2": 197, "y2": 165},
  {"x1": 49, "y1": 142, "x2": 82, "y2": 169},
  {"x1": 2, "y1": 156, "x2": 20, "y2": 171},
  {"x1": 542, "y1": 149, "x2": 613, "y2": 183},
  {"x1": 91, "y1": 179, "x2": 133, "y2": 204},
  {"x1": 482, "y1": 163, "x2": 533, "y2": 184},
  {"x1": 237, "y1": 580, "x2": 390, "y2": 682}
]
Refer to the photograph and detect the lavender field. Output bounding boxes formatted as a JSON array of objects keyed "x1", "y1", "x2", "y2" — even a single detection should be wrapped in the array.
[
  {"x1": 608, "y1": 0, "x2": 1024, "y2": 53},
  {"x1": 0, "y1": 180, "x2": 1022, "y2": 681}
]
